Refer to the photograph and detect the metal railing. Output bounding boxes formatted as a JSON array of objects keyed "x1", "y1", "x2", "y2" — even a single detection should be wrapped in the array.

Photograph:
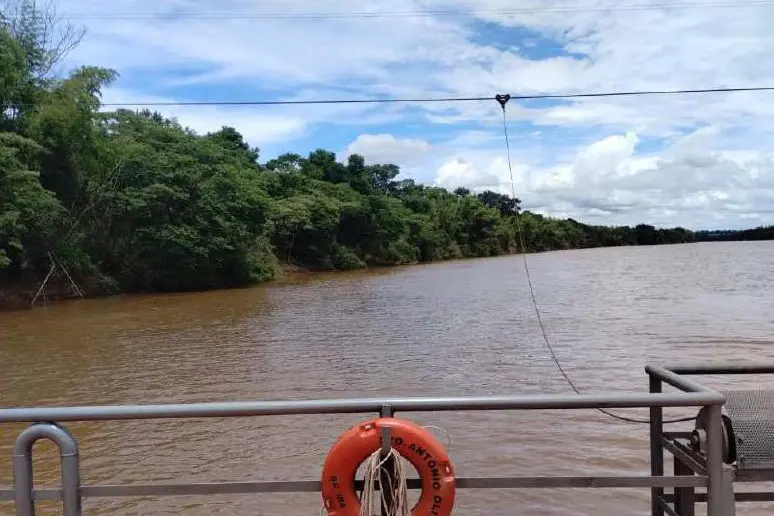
[
  {"x1": 0, "y1": 364, "x2": 758, "y2": 516},
  {"x1": 648, "y1": 363, "x2": 774, "y2": 516}
]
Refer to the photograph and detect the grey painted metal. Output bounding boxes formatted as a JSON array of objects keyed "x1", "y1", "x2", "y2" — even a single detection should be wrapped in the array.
[
  {"x1": 645, "y1": 365, "x2": 717, "y2": 393},
  {"x1": 664, "y1": 432, "x2": 695, "y2": 440},
  {"x1": 668, "y1": 492, "x2": 774, "y2": 503},
  {"x1": 659, "y1": 497, "x2": 680, "y2": 516},
  {"x1": 704, "y1": 404, "x2": 726, "y2": 516},
  {"x1": 0, "y1": 475, "x2": 710, "y2": 501},
  {"x1": 719, "y1": 466, "x2": 736, "y2": 516},
  {"x1": 0, "y1": 392, "x2": 725, "y2": 423},
  {"x1": 12, "y1": 423, "x2": 81, "y2": 516},
  {"x1": 661, "y1": 438, "x2": 707, "y2": 476},
  {"x1": 674, "y1": 453, "x2": 695, "y2": 516},
  {"x1": 731, "y1": 492, "x2": 774, "y2": 502},
  {"x1": 454, "y1": 476, "x2": 707, "y2": 489},
  {"x1": 723, "y1": 390, "x2": 774, "y2": 470},
  {"x1": 650, "y1": 375, "x2": 665, "y2": 516},
  {"x1": 733, "y1": 468, "x2": 774, "y2": 481},
  {"x1": 668, "y1": 364, "x2": 774, "y2": 375},
  {"x1": 379, "y1": 403, "x2": 395, "y2": 515}
]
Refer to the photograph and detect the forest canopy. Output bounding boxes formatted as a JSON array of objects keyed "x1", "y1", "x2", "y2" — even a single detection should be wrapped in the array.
[{"x1": 0, "y1": 1, "x2": 769, "y2": 307}]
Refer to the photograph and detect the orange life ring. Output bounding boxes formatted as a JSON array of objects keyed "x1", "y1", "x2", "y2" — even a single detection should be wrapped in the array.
[{"x1": 321, "y1": 417, "x2": 455, "y2": 516}]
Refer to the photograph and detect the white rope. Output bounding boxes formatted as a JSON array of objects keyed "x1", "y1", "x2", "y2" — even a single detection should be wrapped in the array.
[
  {"x1": 359, "y1": 448, "x2": 410, "y2": 516},
  {"x1": 319, "y1": 428, "x2": 451, "y2": 515},
  {"x1": 422, "y1": 425, "x2": 451, "y2": 449}
]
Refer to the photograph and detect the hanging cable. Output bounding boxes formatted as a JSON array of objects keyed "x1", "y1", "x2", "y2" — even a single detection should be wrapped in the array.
[
  {"x1": 495, "y1": 94, "x2": 694, "y2": 425},
  {"x1": 97, "y1": 95, "x2": 490, "y2": 106},
  {"x1": 4, "y1": 86, "x2": 766, "y2": 108},
  {"x1": 51, "y1": 0, "x2": 774, "y2": 20}
]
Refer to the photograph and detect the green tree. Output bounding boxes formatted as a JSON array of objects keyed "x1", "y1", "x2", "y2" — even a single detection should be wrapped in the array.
[
  {"x1": 0, "y1": 132, "x2": 62, "y2": 273},
  {"x1": 27, "y1": 65, "x2": 117, "y2": 206},
  {"x1": 477, "y1": 190, "x2": 521, "y2": 216},
  {"x1": 84, "y1": 110, "x2": 274, "y2": 291},
  {"x1": 206, "y1": 126, "x2": 260, "y2": 164}
]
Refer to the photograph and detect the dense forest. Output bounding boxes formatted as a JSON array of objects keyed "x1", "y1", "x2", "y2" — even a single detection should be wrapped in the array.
[
  {"x1": 0, "y1": 3, "x2": 770, "y2": 308},
  {"x1": 696, "y1": 227, "x2": 774, "y2": 242}
]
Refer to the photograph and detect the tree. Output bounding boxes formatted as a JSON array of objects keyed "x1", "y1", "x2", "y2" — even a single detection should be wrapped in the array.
[
  {"x1": 84, "y1": 110, "x2": 275, "y2": 291},
  {"x1": 0, "y1": 26, "x2": 35, "y2": 132},
  {"x1": 206, "y1": 126, "x2": 259, "y2": 164},
  {"x1": 27, "y1": 65, "x2": 118, "y2": 206},
  {"x1": 367, "y1": 163, "x2": 400, "y2": 194},
  {"x1": 477, "y1": 190, "x2": 521, "y2": 216},
  {"x1": 0, "y1": 132, "x2": 62, "y2": 274},
  {"x1": 304, "y1": 148, "x2": 346, "y2": 182},
  {"x1": 265, "y1": 153, "x2": 303, "y2": 174},
  {"x1": 1, "y1": 0, "x2": 85, "y2": 79}
]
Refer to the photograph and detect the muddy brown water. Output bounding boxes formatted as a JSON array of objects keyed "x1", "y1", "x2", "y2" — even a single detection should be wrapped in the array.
[{"x1": 1, "y1": 241, "x2": 773, "y2": 515}]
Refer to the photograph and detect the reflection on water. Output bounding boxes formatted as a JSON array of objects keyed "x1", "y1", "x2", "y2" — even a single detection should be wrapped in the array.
[{"x1": 1, "y1": 241, "x2": 773, "y2": 515}]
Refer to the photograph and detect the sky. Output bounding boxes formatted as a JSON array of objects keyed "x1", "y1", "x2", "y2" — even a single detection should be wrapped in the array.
[{"x1": 42, "y1": 0, "x2": 774, "y2": 230}]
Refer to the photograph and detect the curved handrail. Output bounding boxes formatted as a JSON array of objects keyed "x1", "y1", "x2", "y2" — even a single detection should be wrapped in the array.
[{"x1": 12, "y1": 422, "x2": 81, "y2": 516}]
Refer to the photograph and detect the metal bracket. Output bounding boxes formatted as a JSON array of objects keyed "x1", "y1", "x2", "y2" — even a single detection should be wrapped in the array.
[
  {"x1": 495, "y1": 94, "x2": 511, "y2": 109},
  {"x1": 379, "y1": 404, "x2": 396, "y2": 514},
  {"x1": 380, "y1": 404, "x2": 393, "y2": 457}
]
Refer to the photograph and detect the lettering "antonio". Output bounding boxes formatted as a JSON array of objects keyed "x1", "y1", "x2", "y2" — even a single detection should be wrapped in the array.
[
  {"x1": 429, "y1": 494, "x2": 443, "y2": 515},
  {"x1": 407, "y1": 443, "x2": 443, "y2": 490}
]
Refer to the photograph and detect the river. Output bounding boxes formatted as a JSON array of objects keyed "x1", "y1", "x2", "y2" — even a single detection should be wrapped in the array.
[{"x1": 1, "y1": 241, "x2": 773, "y2": 515}]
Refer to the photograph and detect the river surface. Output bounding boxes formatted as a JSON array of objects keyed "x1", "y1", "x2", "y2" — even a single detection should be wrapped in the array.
[{"x1": 1, "y1": 241, "x2": 773, "y2": 515}]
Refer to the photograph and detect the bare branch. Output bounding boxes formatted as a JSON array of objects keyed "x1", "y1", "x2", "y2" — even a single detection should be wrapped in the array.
[{"x1": 1, "y1": 0, "x2": 86, "y2": 78}]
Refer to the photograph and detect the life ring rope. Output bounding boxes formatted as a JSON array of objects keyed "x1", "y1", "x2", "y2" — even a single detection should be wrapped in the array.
[{"x1": 358, "y1": 447, "x2": 411, "y2": 516}]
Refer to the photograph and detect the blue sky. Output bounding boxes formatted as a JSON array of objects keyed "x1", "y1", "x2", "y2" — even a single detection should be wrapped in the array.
[{"x1": 46, "y1": 0, "x2": 774, "y2": 229}]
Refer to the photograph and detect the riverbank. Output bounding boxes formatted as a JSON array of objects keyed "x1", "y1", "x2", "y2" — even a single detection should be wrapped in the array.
[
  {"x1": 0, "y1": 254, "x2": 419, "y2": 311},
  {"x1": 4, "y1": 237, "x2": 772, "y2": 312}
]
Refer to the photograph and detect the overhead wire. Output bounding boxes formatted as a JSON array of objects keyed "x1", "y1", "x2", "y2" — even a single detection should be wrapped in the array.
[
  {"x1": 45, "y1": 86, "x2": 774, "y2": 108},
  {"x1": 496, "y1": 95, "x2": 695, "y2": 425},
  {"x1": 50, "y1": 0, "x2": 774, "y2": 20}
]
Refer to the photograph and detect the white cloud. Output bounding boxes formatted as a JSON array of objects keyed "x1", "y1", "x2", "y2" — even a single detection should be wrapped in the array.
[
  {"x1": 435, "y1": 158, "x2": 502, "y2": 190},
  {"x1": 344, "y1": 134, "x2": 431, "y2": 165},
  {"x1": 428, "y1": 127, "x2": 774, "y2": 229},
  {"x1": 60, "y1": 0, "x2": 481, "y2": 89},
  {"x1": 100, "y1": 88, "x2": 308, "y2": 145},
  {"x1": 98, "y1": 87, "x2": 409, "y2": 148},
  {"x1": 573, "y1": 131, "x2": 642, "y2": 184},
  {"x1": 433, "y1": 0, "x2": 774, "y2": 91}
]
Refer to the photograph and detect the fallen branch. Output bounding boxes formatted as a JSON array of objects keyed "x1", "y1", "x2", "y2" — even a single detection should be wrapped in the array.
[
  {"x1": 30, "y1": 262, "x2": 56, "y2": 307},
  {"x1": 53, "y1": 252, "x2": 83, "y2": 298}
]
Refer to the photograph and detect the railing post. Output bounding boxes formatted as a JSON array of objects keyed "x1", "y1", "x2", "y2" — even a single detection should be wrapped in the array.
[
  {"x1": 650, "y1": 373, "x2": 664, "y2": 516},
  {"x1": 380, "y1": 404, "x2": 395, "y2": 516},
  {"x1": 12, "y1": 422, "x2": 82, "y2": 516},
  {"x1": 705, "y1": 405, "x2": 735, "y2": 516},
  {"x1": 673, "y1": 453, "x2": 695, "y2": 516}
]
